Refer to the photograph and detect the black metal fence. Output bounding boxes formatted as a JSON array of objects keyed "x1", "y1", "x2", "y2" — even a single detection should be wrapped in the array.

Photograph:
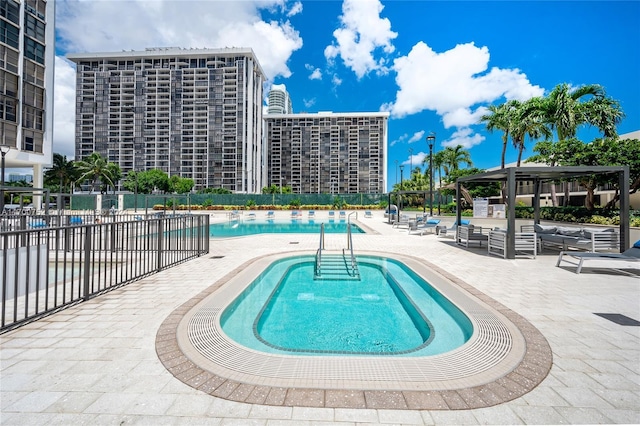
[{"x1": 0, "y1": 214, "x2": 209, "y2": 333}]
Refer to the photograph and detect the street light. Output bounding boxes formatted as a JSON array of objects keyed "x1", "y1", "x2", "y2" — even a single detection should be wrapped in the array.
[
  {"x1": 408, "y1": 148, "x2": 413, "y2": 179},
  {"x1": 399, "y1": 164, "x2": 404, "y2": 212},
  {"x1": 426, "y1": 133, "x2": 436, "y2": 216},
  {"x1": 394, "y1": 159, "x2": 398, "y2": 187},
  {"x1": 0, "y1": 144, "x2": 11, "y2": 213}
]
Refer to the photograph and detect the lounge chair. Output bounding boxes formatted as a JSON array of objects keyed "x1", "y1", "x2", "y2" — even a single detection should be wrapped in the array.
[
  {"x1": 364, "y1": 210, "x2": 373, "y2": 218},
  {"x1": 290, "y1": 210, "x2": 301, "y2": 219},
  {"x1": 392, "y1": 214, "x2": 411, "y2": 229},
  {"x1": 339, "y1": 211, "x2": 346, "y2": 220},
  {"x1": 266, "y1": 211, "x2": 275, "y2": 219},
  {"x1": 328, "y1": 211, "x2": 335, "y2": 220},
  {"x1": 437, "y1": 219, "x2": 470, "y2": 238},
  {"x1": 246, "y1": 212, "x2": 256, "y2": 220},
  {"x1": 308, "y1": 210, "x2": 315, "y2": 219},
  {"x1": 409, "y1": 218, "x2": 441, "y2": 235},
  {"x1": 556, "y1": 241, "x2": 640, "y2": 274}
]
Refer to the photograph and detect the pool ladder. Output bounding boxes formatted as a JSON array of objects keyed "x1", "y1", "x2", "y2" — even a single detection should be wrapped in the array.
[{"x1": 314, "y1": 223, "x2": 360, "y2": 280}]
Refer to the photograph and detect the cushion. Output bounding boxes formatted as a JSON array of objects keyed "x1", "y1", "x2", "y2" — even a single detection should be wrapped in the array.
[
  {"x1": 556, "y1": 226, "x2": 583, "y2": 237},
  {"x1": 534, "y1": 224, "x2": 557, "y2": 234},
  {"x1": 426, "y1": 219, "x2": 440, "y2": 225},
  {"x1": 461, "y1": 219, "x2": 471, "y2": 225},
  {"x1": 633, "y1": 240, "x2": 640, "y2": 249}
]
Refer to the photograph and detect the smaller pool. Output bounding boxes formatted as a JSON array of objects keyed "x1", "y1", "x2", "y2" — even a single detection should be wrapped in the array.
[{"x1": 210, "y1": 219, "x2": 365, "y2": 238}]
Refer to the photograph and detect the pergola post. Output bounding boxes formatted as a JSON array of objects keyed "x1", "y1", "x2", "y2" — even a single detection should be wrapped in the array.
[
  {"x1": 506, "y1": 168, "x2": 516, "y2": 259},
  {"x1": 455, "y1": 180, "x2": 461, "y2": 227},
  {"x1": 620, "y1": 166, "x2": 630, "y2": 251},
  {"x1": 533, "y1": 178, "x2": 541, "y2": 225}
]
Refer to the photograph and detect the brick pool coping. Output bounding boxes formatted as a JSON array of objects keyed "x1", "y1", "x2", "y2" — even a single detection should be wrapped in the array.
[{"x1": 155, "y1": 253, "x2": 553, "y2": 410}]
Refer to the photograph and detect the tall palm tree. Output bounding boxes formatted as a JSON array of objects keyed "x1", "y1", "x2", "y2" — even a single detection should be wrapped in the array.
[
  {"x1": 539, "y1": 83, "x2": 624, "y2": 205},
  {"x1": 441, "y1": 145, "x2": 472, "y2": 175},
  {"x1": 510, "y1": 97, "x2": 552, "y2": 166},
  {"x1": 44, "y1": 153, "x2": 77, "y2": 193},
  {"x1": 74, "y1": 152, "x2": 116, "y2": 193},
  {"x1": 479, "y1": 102, "x2": 514, "y2": 169}
]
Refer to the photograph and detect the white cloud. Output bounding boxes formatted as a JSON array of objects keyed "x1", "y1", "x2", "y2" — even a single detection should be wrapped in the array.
[
  {"x1": 390, "y1": 133, "x2": 408, "y2": 147},
  {"x1": 303, "y1": 98, "x2": 316, "y2": 109},
  {"x1": 332, "y1": 74, "x2": 343, "y2": 87},
  {"x1": 408, "y1": 130, "x2": 425, "y2": 144},
  {"x1": 287, "y1": 1, "x2": 303, "y2": 17},
  {"x1": 305, "y1": 63, "x2": 322, "y2": 80},
  {"x1": 52, "y1": 57, "x2": 77, "y2": 158},
  {"x1": 55, "y1": 0, "x2": 303, "y2": 80},
  {"x1": 442, "y1": 127, "x2": 485, "y2": 150},
  {"x1": 324, "y1": 0, "x2": 397, "y2": 79},
  {"x1": 383, "y1": 41, "x2": 544, "y2": 121}
]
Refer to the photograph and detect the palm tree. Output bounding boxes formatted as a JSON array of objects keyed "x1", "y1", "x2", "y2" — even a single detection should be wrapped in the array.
[
  {"x1": 44, "y1": 153, "x2": 77, "y2": 193},
  {"x1": 441, "y1": 145, "x2": 472, "y2": 175},
  {"x1": 538, "y1": 83, "x2": 625, "y2": 205},
  {"x1": 510, "y1": 97, "x2": 552, "y2": 166},
  {"x1": 479, "y1": 102, "x2": 513, "y2": 169},
  {"x1": 74, "y1": 152, "x2": 116, "y2": 193}
]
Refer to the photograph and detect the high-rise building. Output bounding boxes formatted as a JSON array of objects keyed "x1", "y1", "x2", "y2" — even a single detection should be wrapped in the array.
[
  {"x1": 0, "y1": 0, "x2": 55, "y2": 195},
  {"x1": 67, "y1": 47, "x2": 266, "y2": 192},
  {"x1": 264, "y1": 112, "x2": 388, "y2": 194},
  {"x1": 267, "y1": 84, "x2": 292, "y2": 114}
]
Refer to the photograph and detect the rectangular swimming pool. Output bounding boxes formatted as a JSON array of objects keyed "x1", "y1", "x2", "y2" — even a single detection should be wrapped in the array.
[{"x1": 210, "y1": 219, "x2": 365, "y2": 238}]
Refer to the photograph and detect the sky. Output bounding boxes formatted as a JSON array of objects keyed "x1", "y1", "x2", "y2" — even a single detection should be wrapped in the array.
[{"x1": 52, "y1": 0, "x2": 640, "y2": 191}]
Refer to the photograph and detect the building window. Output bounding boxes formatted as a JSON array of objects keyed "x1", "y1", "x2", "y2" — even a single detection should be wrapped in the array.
[
  {"x1": 0, "y1": 0, "x2": 20, "y2": 24},
  {"x1": 24, "y1": 13, "x2": 46, "y2": 43},
  {"x1": 0, "y1": 20, "x2": 20, "y2": 49},
  {"x1": 24, "y1": 38, "x2": 45, "y2": 65}
]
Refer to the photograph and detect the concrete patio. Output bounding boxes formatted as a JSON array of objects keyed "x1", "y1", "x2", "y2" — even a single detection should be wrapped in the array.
[{"x1": 1, "y1": 210, "x2": 638, "y2": 425}]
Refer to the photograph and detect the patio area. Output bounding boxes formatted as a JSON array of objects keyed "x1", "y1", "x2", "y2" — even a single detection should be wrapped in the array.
[{"x1": 1, "y1": 210, "x2": 639, "y2": 425}]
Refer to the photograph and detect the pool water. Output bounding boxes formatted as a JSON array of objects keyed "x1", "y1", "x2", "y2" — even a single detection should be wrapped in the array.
[
  {"x1": 210, "y1": 219, "x2": 364, "y2": 238},
  {"x1": 220, "y1": 255, "x2": 473, "y2": 356}
]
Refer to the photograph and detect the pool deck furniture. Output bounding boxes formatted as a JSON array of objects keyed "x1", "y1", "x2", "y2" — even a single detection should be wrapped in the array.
[
  {"x1": 339, "y1": 211, "x2": 346, "y2": 220},
  {"x1": 437, "y1": 219, "x2": 471, "y2": 238},
  {"x1": 488, "y1": 229, "x2": 537, "y2": 259},
  {"x1": 522, "y1": 224, "x2": 620, "y2": 253},
  {"x1": 556, "y1": 242, "x2": 640, "y2": 274},
  {"x1": 266, "y1": 211, "x2": 275, "y2": 219},
  {"x1": 246, "y1": 212, "x2": 256, "y2": 220},
  {"x1": 308, "y1": 210, "x2": 315, "y2": 219},
  {"x1": 328, "y1": 210, "x2": 335, "y2": 219},
  {"x1": 364, "y1": 210, "x2": 373, "y2": 218},
  {"x1": 409, "y1": 218, "x2": 441, "y2": 235},
  {"x1": 290, "y1": 210, "x2": 301, "y2": 219},
  {"x1": 392, "y1": 214, "x2": 411, "y2": 229},
  {"x1": 456, "y1": 224, "x2": 489, "y2": 248}
]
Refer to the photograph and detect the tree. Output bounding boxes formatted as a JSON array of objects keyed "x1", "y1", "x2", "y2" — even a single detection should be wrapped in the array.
[
  {"x1": 479, "y1": 102, "x2": 514, "y2": 169},
  {"x1": 169, "y1": 176, "x2": 194, "y2": 194},
  {"x1": 262, "y1": 184, "x2": 291, "y2": 194},
  {"x1": 536, "y1": 83, "x2": 625, "y2": 206},
  {"x1": 44, "y1": 153, "x2": 77, "y2": 193},
  {"x1": 510, "y1": 97, "x2": 552, "y2": 166},
  {"x1": 74, "y1": 152, "x2": 118, "y2": 193},
  {"x1": 441, "y1": 145, "x2": 472, "y2": 175}
]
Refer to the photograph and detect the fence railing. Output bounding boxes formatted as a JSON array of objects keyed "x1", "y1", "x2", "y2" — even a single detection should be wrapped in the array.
[{"x1": 0, "y1": 214, "x2": 209, "y2": 333}]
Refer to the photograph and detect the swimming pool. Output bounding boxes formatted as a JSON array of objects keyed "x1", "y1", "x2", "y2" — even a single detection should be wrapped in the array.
[
  {"x1": 220, "y1": 255, "x2": 472, "y2": 356},
  {"x1": 179, "y1": 251, "x2": 527, "y2": 391},
  {"x1": 209, "y1": 218, "x2": 364, "y2": 237}
]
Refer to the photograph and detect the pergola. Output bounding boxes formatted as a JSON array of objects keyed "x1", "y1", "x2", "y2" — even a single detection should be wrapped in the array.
[{"x1": 455, "y1": 166, "x2": 630, "y2": 259}]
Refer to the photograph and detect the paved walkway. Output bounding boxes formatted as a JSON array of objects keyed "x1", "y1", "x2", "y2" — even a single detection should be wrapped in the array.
[{"x1": 1, "y1": 211, "x2": 639, "y2": 425}]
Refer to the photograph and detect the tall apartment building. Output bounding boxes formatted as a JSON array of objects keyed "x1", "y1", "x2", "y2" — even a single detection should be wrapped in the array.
[
  {"x1": 267, "y1": 85, "x2": 292, "y2": 114},
  {"x1": 0, "y1": 0, "x2": 55, "y2": 193},
  {"x1": 67, "y1": 47, "x2": 265, "y2": 192},
  {"x1": 264, "y1": 112, "x2": 388, "y2": 194}
]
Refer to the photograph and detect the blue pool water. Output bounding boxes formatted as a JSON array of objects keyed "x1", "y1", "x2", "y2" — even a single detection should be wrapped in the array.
[
  {"x1": 220, "y1": 255, "x2": 473, "y2": 356},
  {"x1": 210, "y1": 219, "x2": 364, "y2": 238}
]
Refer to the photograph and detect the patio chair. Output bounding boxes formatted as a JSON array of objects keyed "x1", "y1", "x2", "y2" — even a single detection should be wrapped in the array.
[
  {"x1": 339, "y1": 211, "x2": 346, "y2": 220},
  {"x1": 556, "y1": 241, "x2": 640, "y2": 274},
  {"x1": 266, "y1": 211, "x2": 275, "y2": 219},
  {"x1": 246, "y1": 212, "x2": 256, "y2": 220},
  {"x1": 364, "y1": 210, "x2": 373, "y2": 218},
  {"x1": 437, "y1": 219, "x2": 470, "y2": 238},
  {"x1": 409, "y1": 218, "x2": 441, "y2": 235},
  {"x1": 290, "y1": 210, "x2": 301, "y2": 219},
  {"x1": 392, "y1": 214, "x2": 411, "y2": 228},
  {"x1": 308, "y1": 210, "x2": 315, "y2": 219},
  {"x1": 328, "y1": 210, "x2": 336, "y2": 220}
]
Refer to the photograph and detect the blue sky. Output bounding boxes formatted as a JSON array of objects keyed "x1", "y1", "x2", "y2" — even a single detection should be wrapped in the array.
[{"x1": 53, "y1": 0, "x2": 640, "y2": 191}]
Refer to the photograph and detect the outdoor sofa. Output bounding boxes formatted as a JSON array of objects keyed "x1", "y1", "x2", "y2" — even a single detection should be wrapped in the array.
[{"x1": 524, "y1": 224, "x2": 620, "y2": 253}]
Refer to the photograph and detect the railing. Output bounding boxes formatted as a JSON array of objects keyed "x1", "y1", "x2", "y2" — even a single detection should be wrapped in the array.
[
  {"x1": 315, "y1": 223, "x2": 325, "y2": 276},
  {"x1": 1, "y1": 214, "x2": 209, "y2": 333},
  {"x1": 345, "y1": 223, "x2": 359, "y2": 278}
]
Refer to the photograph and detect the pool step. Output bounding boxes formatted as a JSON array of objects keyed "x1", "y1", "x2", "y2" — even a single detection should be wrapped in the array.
[{"x1": 315, "y1": 253, "x2": 360, "y2": 281}]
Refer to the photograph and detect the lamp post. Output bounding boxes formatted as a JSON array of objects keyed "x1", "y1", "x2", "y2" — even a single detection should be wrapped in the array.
[
  {"x1": 408, "y1": 148, "x2": 413, "y2": 179},
  {"x1": 0, "y1": 144, "x2": 11, "y2": 213},
  {"x1": 394, "y1": 159, "x2": 398, "y2": 187},
  {"x1": 399, "y1": 164, "x2": 404, "y2": 212},
  {"x1": 426, "y1": 133, "x2": 435, "y2": 216}
]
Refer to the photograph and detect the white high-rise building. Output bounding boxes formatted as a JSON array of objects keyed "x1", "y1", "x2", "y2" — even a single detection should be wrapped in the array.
[
  {"x1": 264, "y1": 112, "x2": 388, "y2": 194},
  {"x1": 0, "y1": 0, "x2": 55, "y2": 199},
  {"x1": 67, "y1": 47, "x2": 266, "y2": 192},
  {"x1": 267, "y1": 84, "x2": 292, "y2": 114}
]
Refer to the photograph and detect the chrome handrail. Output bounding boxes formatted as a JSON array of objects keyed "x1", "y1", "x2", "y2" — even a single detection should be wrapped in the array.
[
  {"x1": 346, "y1": 223, "x2": 358, "y2": 277},
  {"x1": 315, "y1": 223, "x2": 324, "y2": 276}
]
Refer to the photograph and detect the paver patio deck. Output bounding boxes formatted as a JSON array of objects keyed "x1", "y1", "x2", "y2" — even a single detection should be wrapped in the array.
[{"x1": 1, "y1": 210, "x2": 638, "y2": 425}]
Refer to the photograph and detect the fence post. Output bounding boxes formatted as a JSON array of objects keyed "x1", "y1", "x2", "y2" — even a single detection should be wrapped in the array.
[
  {"x1": 83, "y1": 227, "x2": 92, "y2": 301},
  {"x1": 157, "y1": 218, "x2": 164, "y2": 272}
]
